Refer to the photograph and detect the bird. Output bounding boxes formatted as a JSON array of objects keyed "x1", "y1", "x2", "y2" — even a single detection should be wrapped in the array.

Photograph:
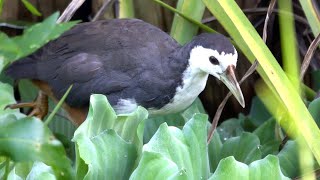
[{"x1": 5, "y1": 18, "x2": 245, "y2": 126}]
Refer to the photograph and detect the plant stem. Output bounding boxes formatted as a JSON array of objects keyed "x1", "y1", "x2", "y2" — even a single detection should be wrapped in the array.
[{"x1": 3, "y1": 157, "x2": 10, "y2": 180}]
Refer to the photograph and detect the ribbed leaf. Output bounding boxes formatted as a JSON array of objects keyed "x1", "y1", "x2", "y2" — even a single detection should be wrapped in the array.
[
  {"x1": 277, "y1": 141, "x2": 300, "y2": 178},
  {"x1": 131, "y1": 114, "x2": 210, "y2": 179},
  {"x1": 144, "y1": 98, "x2": 205, "y2": 143},
  {"x1": 73, "y1": 94, "x2": 148, "y2": 179},
  {"x1": 209, "y1": 155, "x2": 290, "y2": 180},
  {"x1": 219, "y1": 132, "x2": 261, "y2": 165},
  {"x1": 0, "y1": 117, "x2": 73, "y2": 179}
]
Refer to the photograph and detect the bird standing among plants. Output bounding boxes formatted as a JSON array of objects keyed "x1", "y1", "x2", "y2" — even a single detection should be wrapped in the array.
[{"x1": 6, "y1": 19, "x2": 245, "y2": 125}]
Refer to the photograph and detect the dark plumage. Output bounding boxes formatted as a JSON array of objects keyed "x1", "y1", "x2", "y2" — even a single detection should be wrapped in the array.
[{"x1": 6, "y1": 18, "x2": 242, "y2": 120}]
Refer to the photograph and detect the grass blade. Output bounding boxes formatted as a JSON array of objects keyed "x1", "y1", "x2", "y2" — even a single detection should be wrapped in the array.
[{"x1": 45, "y1": 85, "x2": 73, "y2": 125}]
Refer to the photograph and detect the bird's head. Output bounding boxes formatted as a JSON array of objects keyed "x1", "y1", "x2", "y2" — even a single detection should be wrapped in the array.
[{"x1": 187, "y1": 33, "x2": 245, "y2": 107}]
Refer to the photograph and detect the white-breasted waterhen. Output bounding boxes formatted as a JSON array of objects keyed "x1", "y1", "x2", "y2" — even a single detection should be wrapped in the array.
[{"x1": 5, "y1": 19, "x2": 245, "y2": 125}]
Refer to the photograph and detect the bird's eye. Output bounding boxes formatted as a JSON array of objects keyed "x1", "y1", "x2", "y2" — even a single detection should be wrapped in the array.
[{"x1": 209, "y1": 56, "x2": 219, "y2": 65}]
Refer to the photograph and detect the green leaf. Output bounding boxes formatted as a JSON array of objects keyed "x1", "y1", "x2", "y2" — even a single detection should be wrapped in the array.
[
  {"x1": 253, "y1": 118, "x2": 281, "y2": 157},
  {"x1": 73, "y1": 94, "x2": 147, "y2": 179},
  {"x1": 249, "y1": 155, "x2": 290, "y2": 180},
  {"x1": 209, "y1": 155, "x2": 290, "y2": 180},
  {"x1": 170, "y1": 0, "x2": 205, "y2": 44},
  {"x1": 219, "y1": 132, "x2": 261, "y2": 164},
  {"x1": 131, "y1": 114, "x2": 210, "y2": 179},
  {"x1": 8, "y1": 167, "x2": 23, "y2": 180},
  {"x1": 26, "y1": 162, "x2": 55, "y2": 180},
  {"x1": 21, "y1": 0, "x2": 42, "y2": 16},
  {"x1": 0, "y1": 117, "x2": 73, "y2": 179},
  {"x1": 249, "y1": 97, "x2": 271, "y2": 127},
  {"x1": 308, "y1": 98, "x2": 320, "y2": 127},
  {"x1": 216, "y1": 118, "x2": 244, "y2": 142},
  {"x1": 75, "y1": 130, "x2": 137, "y2": 180},
  {"x1": 0, "y1": 32, "x2": 20, "y2": 63},
  {"x1": 144, "y1": 98, "x2": 205, "y2": 143},
  {"x1": 277, "y1": 141, "x2": 300, "y2": 178},
  {"x1": 1, "y1": 12, "x2": 77, "y2": 72},
  {"x1": 209, "y1": 156, "x2": 248, "y2": 180}
]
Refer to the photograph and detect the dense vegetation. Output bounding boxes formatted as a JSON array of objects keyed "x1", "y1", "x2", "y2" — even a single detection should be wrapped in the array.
[{"x1": 0, "y1": 0, "x2": 320, "y2": 179}]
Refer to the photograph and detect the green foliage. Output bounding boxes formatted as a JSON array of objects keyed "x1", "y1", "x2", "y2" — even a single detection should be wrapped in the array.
[{"x1": 0, "y1": 12, "x2": 77, "y2": 72}]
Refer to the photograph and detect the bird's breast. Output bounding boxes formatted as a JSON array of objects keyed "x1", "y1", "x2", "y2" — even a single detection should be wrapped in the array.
[{"x1": 148, "y1": 68, "x2": 209, "y2": 115}]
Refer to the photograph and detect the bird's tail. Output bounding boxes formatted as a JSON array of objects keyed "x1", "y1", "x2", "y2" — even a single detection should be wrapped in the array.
[{"x1": 5, "y1": 57, "x2": 38, "y2": 79}]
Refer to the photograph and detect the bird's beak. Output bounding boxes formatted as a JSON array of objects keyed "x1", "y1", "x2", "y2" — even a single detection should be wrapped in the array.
[{"x1": 219, "y1": 65, "x2": 245, "y2": 108}]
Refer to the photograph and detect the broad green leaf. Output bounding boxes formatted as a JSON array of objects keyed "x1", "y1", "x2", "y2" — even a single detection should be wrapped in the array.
[
  {"x1": 209, "y1": 155, "x2": 290, "y2": 180},
  {"x1": 73, "y1": 94, "x2": 147, "y2": 179},
  {"x1": 277, "y1": 141, "x2": 300, "y2": 178},
  {"x1": 0, "y1": 118, "x2": 73, "y2": 179},
  {"x1": 249, "y1": 97, "x2": 271, "y2": 127},
  {"x1": 219, "y1": 132, "x2": 261, "y2": 164},
  {"x1": 216, "y1": 118, "x2": 244, "y2": 142},
  {"x1": 249, "y1": 155, "x2": 290, "y2": 180},
  {"x1": 131, "y1": 114, "x2": 210, "y2": 179},
  {"x1": 254, "y1": 118, "x2": 281, "y2": 157},
  {"x1": 202, "y1": 0, "x2": 320, "y2": 164},
  {"x1": 0, "y1": 32, "x2": 20, "y2": 62},
  {"x1": 170, "y1": 0, "x2": 205, "y2": 44},
  {"x1": 21, "y1": 0, "x2": 42, "y2": 16},
  {"x1": 144, "y1": 98, "x2": 205, "y2": 143},
  {"x1": 26, "y1": 162, "x2": 55, "y2": 180},
  {"x1": 308, "y1": 97, "x2": 320, "y2": 127},
  {"x1": 12, "y1": 13, "x2": 77, "y2": 60},
  {"x1": 209, "y1": 156, "x2": 248, "y2": 180},
  {"x1": 74, "y1": 94, "x2": 147, "y2": 146},
  {"x1": 75, "y1": 130, "x2": 137, "y2": 180},
  {"x1": 130, "y1": 151, "x2": 187, "y2": 180},
  {"x1": 8, "y1": 167, "x2": 23, "y2": 180}
]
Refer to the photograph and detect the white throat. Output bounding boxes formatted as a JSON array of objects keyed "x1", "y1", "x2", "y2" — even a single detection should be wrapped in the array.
[{"x1": 149, "y1": 63, "x2": 208, "y2": 115}]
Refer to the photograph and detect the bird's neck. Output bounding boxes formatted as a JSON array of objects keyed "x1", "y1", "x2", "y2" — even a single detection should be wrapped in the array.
[{"x1": 166, "y1": 48, "x2": 209, "y2": 110}]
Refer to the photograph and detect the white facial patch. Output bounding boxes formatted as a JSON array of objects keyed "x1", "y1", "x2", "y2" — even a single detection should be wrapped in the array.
[
  {"x1": 188, "y1": 46, "x2": 238, "y2": 79},
  {"x1": 114, "y1": 98, "x2": 138, "y2": 114}
]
